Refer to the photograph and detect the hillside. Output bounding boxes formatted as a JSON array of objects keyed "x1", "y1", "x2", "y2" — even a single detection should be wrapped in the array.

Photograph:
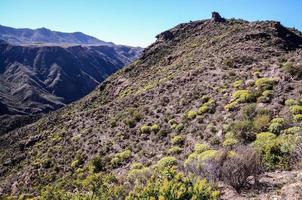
[
  {"x1": 1, "y1": 13, "x2": 302, "y2": 199},
  {"x1": 0, "y1": 25, "x2": 112, "y2": 46}
]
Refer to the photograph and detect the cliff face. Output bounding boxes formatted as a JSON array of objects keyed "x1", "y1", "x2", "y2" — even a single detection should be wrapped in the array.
[{"x1": 1, "y1": 14, "x2": 302, "y2": 198}]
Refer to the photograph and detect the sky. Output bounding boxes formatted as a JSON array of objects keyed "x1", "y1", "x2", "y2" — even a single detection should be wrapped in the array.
[{"x1": 0, "y1": 0, "x2": 302, "y2": 47}]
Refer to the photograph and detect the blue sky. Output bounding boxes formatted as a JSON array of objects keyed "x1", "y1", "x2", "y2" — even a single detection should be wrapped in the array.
[{"x1": 0, "y1": 0, "x2": 301, "y2": 47}]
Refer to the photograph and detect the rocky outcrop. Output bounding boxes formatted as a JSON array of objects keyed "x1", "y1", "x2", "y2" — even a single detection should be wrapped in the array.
[{"x1": 211, "y1": 12, "x2": 226, "y2": 22}]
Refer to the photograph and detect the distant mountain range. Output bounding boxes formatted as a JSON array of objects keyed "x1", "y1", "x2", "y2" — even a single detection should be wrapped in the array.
[
  {"x1": 0, "y1": 24, "x2": 115, "y2": 46},
  {"x1": 0, "y1": 40, "x2": 142, "y2": 115},
  {"x1": 0, "y1": 25, "x2": 143, "y2": 133}
]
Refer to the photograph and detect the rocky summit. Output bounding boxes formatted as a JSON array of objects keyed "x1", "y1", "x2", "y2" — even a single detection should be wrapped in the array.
[{"x1": 1, "y1": 13, "x2": 302, "y2": 199}]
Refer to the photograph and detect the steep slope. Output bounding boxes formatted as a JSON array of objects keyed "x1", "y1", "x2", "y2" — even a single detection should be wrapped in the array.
[
  {"x1": 0, "y1": 25, "x2": 112, "y2": 46},
  {"x1": 0, "y1": 41, "x2": 142, "y2": 115},
  {"x1": 1, "y1": 14, "x2": 302, "y2": 198}
]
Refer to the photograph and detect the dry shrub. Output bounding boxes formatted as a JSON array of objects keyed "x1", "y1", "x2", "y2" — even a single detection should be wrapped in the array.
[
  {"x1": 290, "y1": 142, "x2": 302, "y2": 169},
  {"x1": 221, "y1": 146, "x2": 262, "y2": 191},
  {"x1": 184, "y1": 146, "x2": 262, "y2": 191}
]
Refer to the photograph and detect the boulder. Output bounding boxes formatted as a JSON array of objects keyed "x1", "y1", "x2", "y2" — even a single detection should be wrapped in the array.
[{"x1": 211, "y1": 12, "x2": 226, "y2": 22}]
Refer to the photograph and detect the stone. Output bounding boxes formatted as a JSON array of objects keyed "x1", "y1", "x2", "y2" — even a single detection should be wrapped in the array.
[{"x1": 211, "y1": 12, "x2": 226, "y2": 22}]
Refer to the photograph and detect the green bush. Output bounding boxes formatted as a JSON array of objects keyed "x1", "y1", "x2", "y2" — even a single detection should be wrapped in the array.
[
  {"x1": 240, "y1": 104, "x2": 257, "y2": 120},
  {"x1": 89, "y1": 156, "x2": 106, "y2": 173},
  {"x1": 111, "y1": 150, "x2": 132, "y2": 167},
  {"x1": 168, "y1": 146, "x2": 183, "y2": 155},
  {"x1": 175, "y1": 123, "x2": 184, "y2": 132},
  {"x1": 289, "y1": 105, "x2": 302, "y2": 114},
  {"x1": 38, "y1": 172, "x2": 125, "y2": 200},
  {"x1": 283, "y1": 126, "x2": 302, "y2": 134},
  {"x1": 223, "y1": 138, "x2": 239, "y2": 147},
  {"x1": 185, "y1": 149, "x2": 218, "y2": 166},
  {"x1": 271, "y1": 118, "x2": 285, "y2": 124},
  {"x1": 140, "y1": 125, "x2": 151, "y2": 134},
  {"x1": 224, "y1": 101, "x2": 238, "y2": 111},
  {"x1": 130, "y1": 162, "x2": 144, "y2": 170},
  {"x1": 285, "y1": 99, "x2": 299, "y2": 106},
  {"x1": 232, "y1": 90, "x2": 256, "y2": 103},
  {"x1": 198, "y1": 105, "x2": 209, "y2": 115},
  {"x1": 230, "y1": 120, "x2": 255, "y2": 142},
  {"x1": 194, "y1": 143, "x2": 211, "y2": 154},
  {"x1": 268, "y1": 123, "x2": 283, "y2": 134},
  {"x1": 252, "y1": 132, "x2": 301, "y2": 170},
  {"x1": 253, "y1": 114, "x2": 270, "y2": 131},
  {"x1": 253, "y1": 132, "x2": 282, "y2": 170},
  {"x1": 293, "y1": 114, "x2": 302, "y2": 122},
  {"x1": 262, "y1": 90, "x2": 273, "y2": 98},
  {"x1": 130, "y1": 110, "x2": 142, "y2": 122},
  {"x1": 233, "y1": 80, "x2": 243, "y2": 88},
  {"x1": 127, "y1": 163, "x2": 150, "y2": 184},
  {"x1": 255, "y1": 78, "x2": 276, "y2": 91},
  {"x1": 150, "y1": 124, "x2": 160, "y2": 133},
  {"x1": 186, "y1": 110, "x2": 197, "y2": 120},
  {"x1": 258, "y1": 90, "x2": 274, "y2": 103},
  {"x1": 197, "y1": 98, "x2": 216, "y2": 115},
  {"x1": 127, "y1": 168, "x2": 219, "y2": 200},
  {"x1": 156, "y1": 156, "x2": 177, "y2": 169},
  {"x1": 171, "y1": 135, "x2": 185, "y2": 145}
]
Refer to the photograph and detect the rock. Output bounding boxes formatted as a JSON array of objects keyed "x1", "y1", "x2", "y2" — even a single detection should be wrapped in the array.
[
  {"x1": 156, "y1": 30, "x2": 174, "y2": 41},
  {"x1": 281, "y1": 182, "x2": 302, "y2": 200},
  {"x1": 211, "y1": 12, "x2": 226, "y2": 22}
]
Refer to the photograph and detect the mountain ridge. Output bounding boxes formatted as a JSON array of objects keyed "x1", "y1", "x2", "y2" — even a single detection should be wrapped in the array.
[{"x1": 0, "y1": 24, "x2": 117, "y2": 46}]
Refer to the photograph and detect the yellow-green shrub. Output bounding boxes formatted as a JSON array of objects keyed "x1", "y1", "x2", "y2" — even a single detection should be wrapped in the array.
[
  {"x1": 253, "y1": 114, "x2": 270, "y2": 131},
  {"x1": 255, "y1": 78, "x2": 276, "y2": 91},
  {"x1": 186, "y1": 110, "x2": 197, "y2": 119},
  {"x1": 156, "y1": 156, "x2": 177, "y2": 169},
  {"x1": 268, "y1": 118, "x2": 285, "y2": 134},
  {"x1": 171, "y1": 135, "x2": 185, "y2": 145},
  {"x1": 140, "y1": 125, "x2": 151, "y2": 134},
  {"x1": 224, "y1": 101, "x2": 238, "y2": 111},
  {"x1": 289, "y1": 105, "x2": 302, "y2": 114},
  {"x1": 150, "y1": 124, "x2": 160, "y2": 133},
  {"x1": 283, "y1": 126, "x2": 302, "y2": 134},
  {"x1": 252, "y1": 132, "x2": 301, "y2": 170},
  {"x1": 127, "y1": 163, "x2": 150, "y2": 184},
  {"x1": 293, "y1": 114, "x2": 302, "y2": 122},
  {"x1": 232, "y1": 90, "x2": 256, "y2": 103},
  {"x1": 223, "y1": 132, "x2": 239, "y2": 147},
  {"x1": 285, "y1": 99, "x2": 299, "y2": 106},
  {"x1": 126, "y1": 168, "x2": 219, "y2": 200},
  {"x1": 194, "y1": 143, "x2": 211, "y2": 154},
  {"x1": 168, "y1": 146, "x2": 183, "y2": 155},
  {"x1": 111, "y1": 150, "x2": 132, "y2": 167},
  {"x1": 233, "y1": 80, "x2": 243, "y2": 88},
  {"x1": 175, "y1": 123, "x2": 184, "y2": 132},
  {"x1": 185, "y1": 149, "x2": 218, "y2": 166}
]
